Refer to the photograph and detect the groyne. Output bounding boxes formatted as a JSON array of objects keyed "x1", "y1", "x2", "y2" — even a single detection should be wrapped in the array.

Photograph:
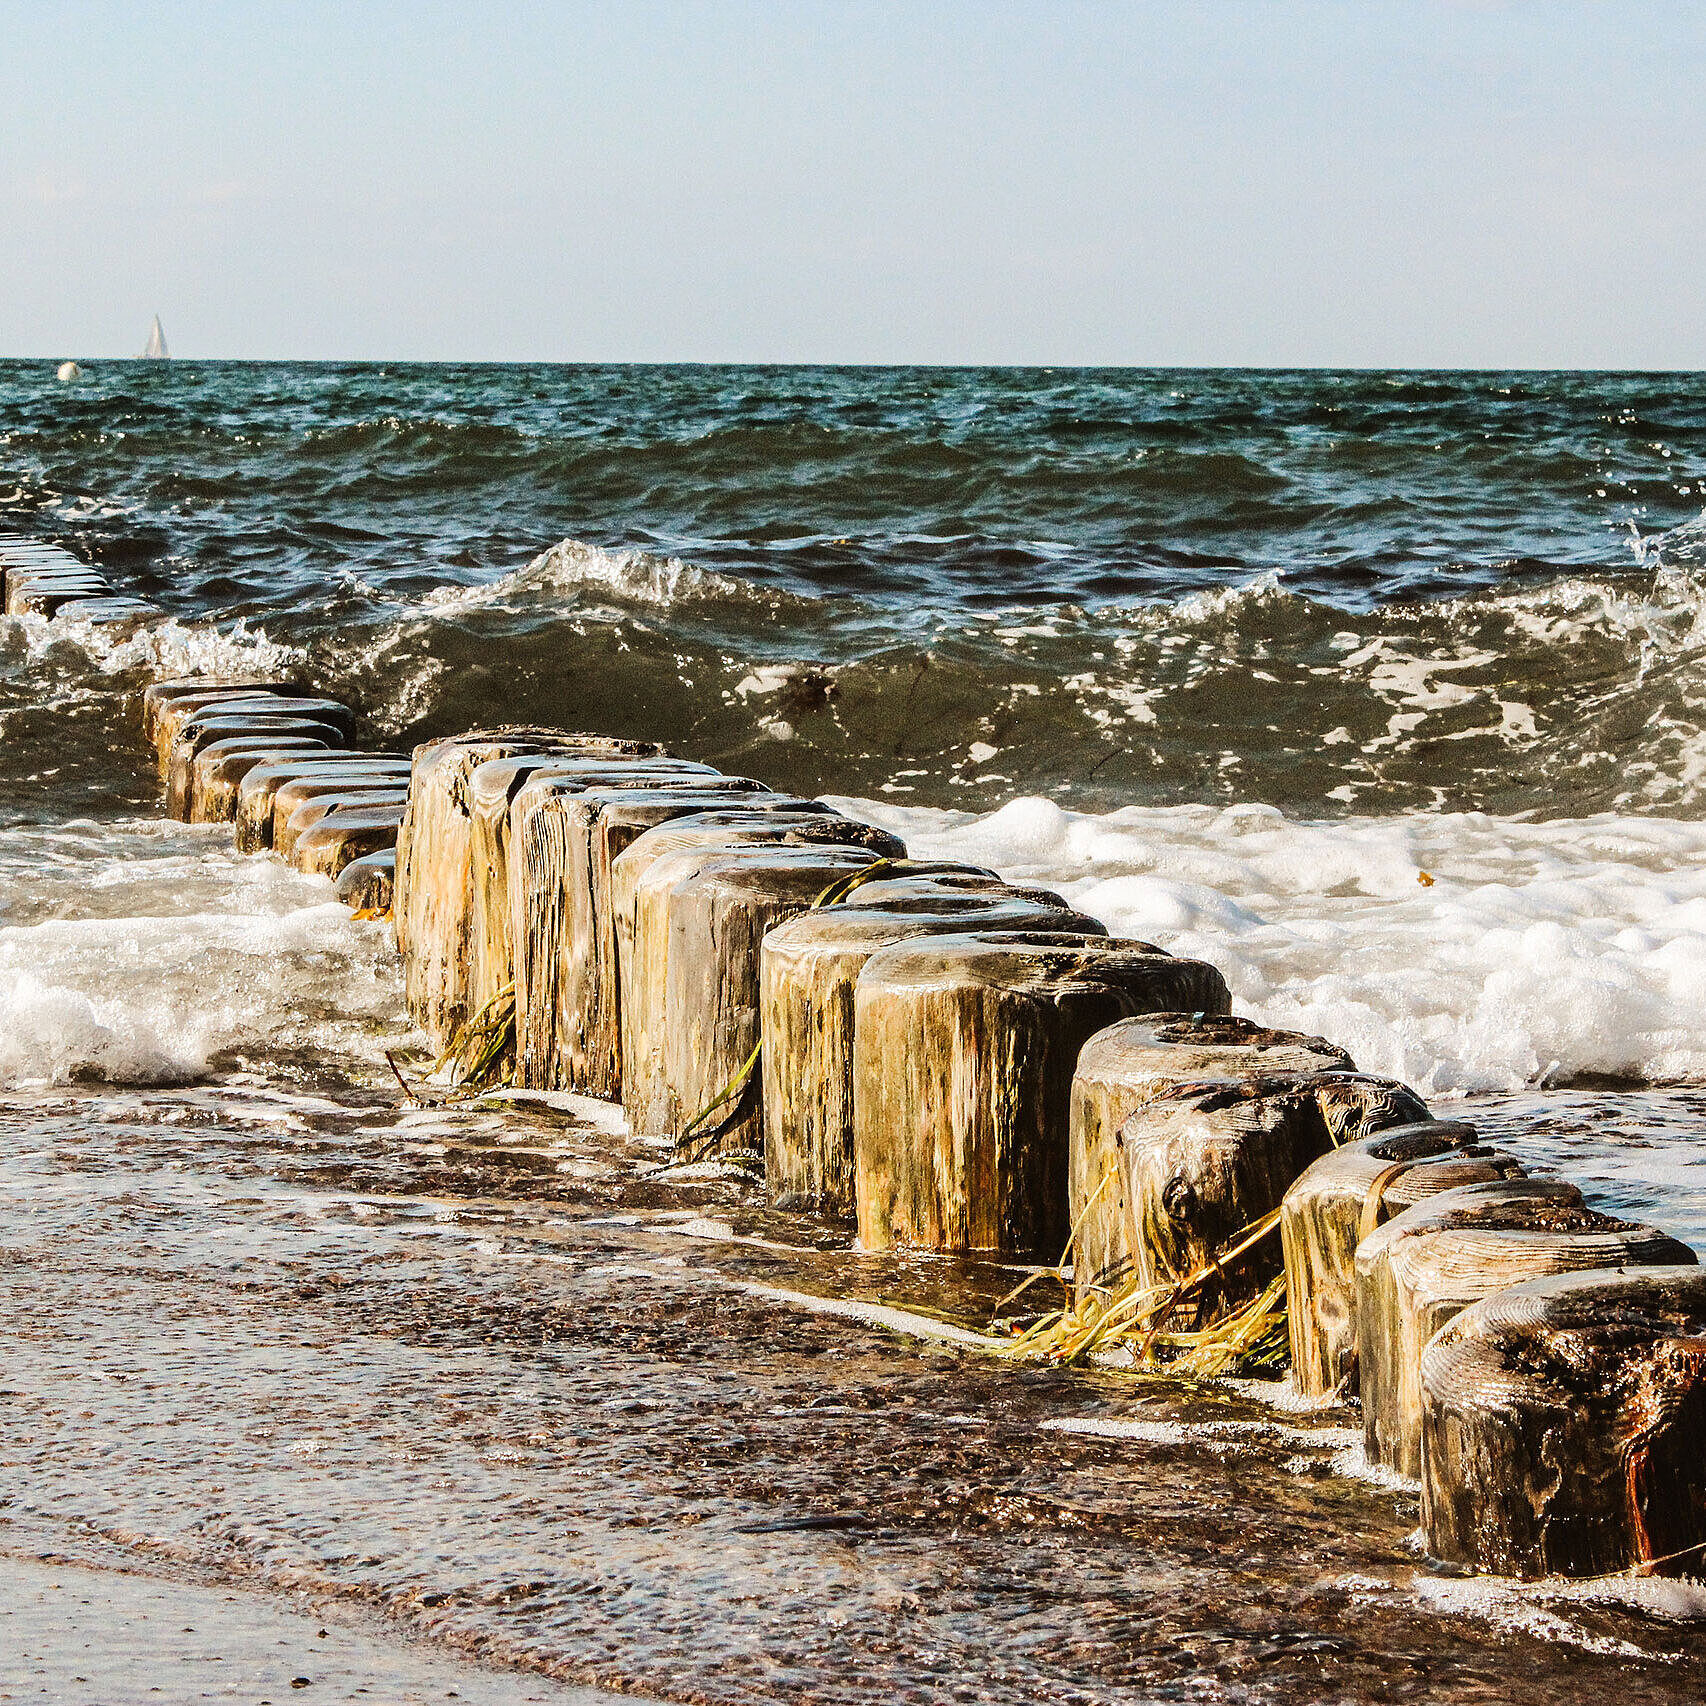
[{"x1": 8, "y1": 529, "x2": 1703, "y2": 1586}]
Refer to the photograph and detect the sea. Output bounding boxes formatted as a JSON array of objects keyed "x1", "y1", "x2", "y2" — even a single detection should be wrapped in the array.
[{"x1": 3, "y1": 360, "x2": 1706, "y2": 1703}]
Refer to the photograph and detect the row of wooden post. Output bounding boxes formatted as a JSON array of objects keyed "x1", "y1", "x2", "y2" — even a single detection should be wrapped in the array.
[{"x1": 54, "y1": 609, "x2": 1704, "y2": 1587}]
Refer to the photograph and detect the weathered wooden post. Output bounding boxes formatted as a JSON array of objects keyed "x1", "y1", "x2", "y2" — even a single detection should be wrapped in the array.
[
  {"x1": 162, "y1": 705, "x2": 355, "y2": 813},
  {"x1": 1420, "y1": 1266, "x2": 1706, "y2": 1578},
  {"x1": 509, "y1": 778, "x2": 777, "y2": 1096},
  {"x1": 1355, "y1": 1179, "x2": 1694, "y2": 1479},
  {"x1": 156, "y1": 694, "x2": 353, "y2": 780},
  {"x1": 190, "y1": 736, "x2": 339, "y2": 822},
  {"x1": 1112, "y1": 1072, "x2": 1431, "y2": 1322},
  {"x1": 612, "y1": 813, "x2": 903, "y2": 1117},
  {"x1": 853, "y1": 932, "x2": 1231, "y2": 1256},
  {"x1": 141, "y1": 679, "x2": 306, "y2": 743},
  {"x1": 761, "y1": 885, "x2": 1101, "y2": 1217},
  {"x1": 294, "y1": 803, "x2": 408, "y2": 879},
  {"x1": 270, "y1": 770, "x2": 410, "y2": 840},
  {"x1": 1281, "y1": 1122, "x2": 1525, "y2": 1398},
  {"x1": 1069, "y1": 1016, "x2": 1355, "y2": 1300},
  {"x1": 335, "y1": 850, "x2": 396, "y2": 916},
  {"x1": 461, "y1": 754, "x2": 719, "y2": 1043},
  {"x1": 236, "y1": 756, "x2": 412, "y2": 851},
  {"x1": 392, "y1": 729, "x2": 667, "y2": 1050},
  {"x1": 278, "y1": 790, "x2": 409, "y2": 860},
  {"x1": 657, "y1": 845, "x2": 915, "y2": 1153}
]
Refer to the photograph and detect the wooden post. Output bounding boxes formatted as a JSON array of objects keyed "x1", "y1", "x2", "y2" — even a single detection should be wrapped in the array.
[
  {"x1": 392, "y1": 730, "x2": 666, "y2": 1050},
  {"x1": 293, "y1": 804, "x2": 408, "y2": 879},
  {"x1": 271, "y1": 772, "x2": 412, "y2": 847},
  {"x1": 854, "y1": 933, "x2": 1232, "y2": 1257},
  {"x1": 1280, "y1": 1122, "x2": 1525, "y2": 1398},
  {"x1": 335, "y1": 850, "x2": 395, "y2": 916},
  {"x1": 1069, "y1": 1016, "x2": 1355, "y2": 1301},
  {"x1": 190, "y1": 737, "x2": 338, "y2": 823},
  {"x1": 462, "y1": 755, "x2": 718, "y2": 1041},
  {"x1": 141, "y1": 679, "x2": 305, "y2": 744},
  {"x1": 761, "y1": 887, "x2": 1103, "y2": 1218},
  {"x1": 614, "y1": 814, "x2": 907, "y2": 1136},
  {"x1": 235, "y1": 756, "x2": 410, "y2": 852},
  {"x1": 156, "y1": 695, "x2": 353, "y2": 779},
  {"x1": 1113, "y1": 1072, "x2": 1431, "y2": 1323},
  {"x1": 1420, "y1": 1266, "x2": 1706, "y2": 1579},
  {"x1": 656, "y1": 846, "x2": 913, "y2": 1153},
  {"x1": 1355, "y1": 1179, "x2": 1695, "y2": 1479},
  {"x1": 163, "y1": 710, "x2": 352, "y2": 815},
  {"x1": 509, "y1": 778, "x2": 775, "y2": 1096},
  {"x1": 278, "y1": 789, "x2": 408, "y2": 860}
]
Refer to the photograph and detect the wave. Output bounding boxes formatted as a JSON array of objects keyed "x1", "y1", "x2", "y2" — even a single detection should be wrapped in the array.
[{"x1": 265, "y1": 532, "x2": 1706, "y2": 817}]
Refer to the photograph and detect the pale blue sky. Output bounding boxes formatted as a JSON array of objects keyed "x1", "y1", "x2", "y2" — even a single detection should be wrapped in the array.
[{"x1": 2, "y1": 1, "x2": 1701, "y2": 366}]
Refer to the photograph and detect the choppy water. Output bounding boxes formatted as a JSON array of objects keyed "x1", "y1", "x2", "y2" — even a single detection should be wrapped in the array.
[{"x1": 4, "y1": 360, "x2": 1706, "y2": 1700}]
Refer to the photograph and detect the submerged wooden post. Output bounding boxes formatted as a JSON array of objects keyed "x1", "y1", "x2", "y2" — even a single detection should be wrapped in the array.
[
  {"x1": 1420, "y1": 1266, "x2": 1706, "y2": 1579},
  {"x1": 509, "y1": 777, "x2": 776, "y2": 1097},
  {"x1": 614, "y1": 813, "x2": 906, "y2": 1137},
  {"x1": 1114, "y1": 1072, "x2": 1431, "y2": 1323},
  {"x1": 854, "y1": 932, "x2": 1232, "y2": 1257},
  {"x1": 761, "y1": 885, "x2": 1101, "y2": 1217},
  {"x1": 392, "y1": 729, "x2": 667, "y2": 1050},
  {"x1": 1281, "y1": 1122, "x2": 1525, "y2": 1399},
  {"x1": 1069, "y1": 1016, "x2": 1355, "y2": 1300},
  {"x1": 1355, "y1": 1179, "x2": 1695, "y2": 1479}
]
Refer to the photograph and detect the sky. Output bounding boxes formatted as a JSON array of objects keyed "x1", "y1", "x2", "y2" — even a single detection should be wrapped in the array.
[{"x1": 1, "y1": 1, "x2": 1702, "y2": 367}]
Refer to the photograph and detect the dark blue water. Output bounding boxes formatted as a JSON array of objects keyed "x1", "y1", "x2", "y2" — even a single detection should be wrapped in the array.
[{"x1": 4, "y1": 361, "x2": 1704, "y2": 813}]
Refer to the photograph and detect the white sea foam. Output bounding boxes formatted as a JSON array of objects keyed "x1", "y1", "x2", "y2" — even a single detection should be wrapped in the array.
[
  {"x1": 423, "y1": 537, "x2": 744, "y2": 612},
  {"x1": 4, "y1": 611, "x2": 302, "y2": 680},
  {"x1": 830, "y1": 794, "x2": 1706, "y2": 1094},
  {"x1": 0, "y1": 822, "x2": 404, "y2": 1089}
]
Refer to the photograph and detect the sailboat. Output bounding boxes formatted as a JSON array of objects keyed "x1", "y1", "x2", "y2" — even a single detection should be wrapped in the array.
[{"x1": 141, "y1": 315, "x2": 169, "y2": 359}]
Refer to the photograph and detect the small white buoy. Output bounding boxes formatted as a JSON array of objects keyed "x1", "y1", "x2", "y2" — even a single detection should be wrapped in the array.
[{"x1": 56, "y1": 360, "x2": 82, "y2": 382}]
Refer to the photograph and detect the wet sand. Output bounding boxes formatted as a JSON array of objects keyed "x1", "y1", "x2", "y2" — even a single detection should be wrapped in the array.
[
  {"x1": 4, "y1": 1085, "x2": 1706, "y2": 1704},
  {"x1": 0, "y1": 1553, "x2": 636, "y2": 1704}
]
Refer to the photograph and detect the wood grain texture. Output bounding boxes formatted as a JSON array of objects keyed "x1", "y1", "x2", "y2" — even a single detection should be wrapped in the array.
[
  {"x1": 509, "y1": 779, "x2": 775, "y2": 1096},
  {"x1": 1280, "y1": 1121, "x2": 1524, "y2": 1398},
  {"x1": 190, "y1": 737, "x2": 336, "y2": 822},
  {"x1": 1069, "y1": 1016, "x2": 1354, "y2": 1300},
  {"x1": 854, "y1": 933, "x2": 1232, "y2": 1257},
  {"x1": 1420, "y1": 1265, "x2": 1706, "y2": 1578},
  {"x1": 234, "y1": 755, "x2": 401, "y2": 852},
  {"x1": 1354, "y1": 1179, "x2": 1695, "y2": 1479},
  {"x1": 761, "y1": 885, "x2": 1099, "y2": 1217},
  {"x1": 392, "y1": 730, "x2": 665, "y2": 1050},
  {"x1": 615, "y1": 816, "x2": 906, "y2": 1137},
  {"x1": 1114, "y1": 1072, "x2": 1430, "y2": 1322}
]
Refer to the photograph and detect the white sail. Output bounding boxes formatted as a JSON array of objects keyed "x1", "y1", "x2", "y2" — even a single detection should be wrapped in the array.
[{"x1": 143, "y1": 315, "x2": 169, "y2": 359}]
